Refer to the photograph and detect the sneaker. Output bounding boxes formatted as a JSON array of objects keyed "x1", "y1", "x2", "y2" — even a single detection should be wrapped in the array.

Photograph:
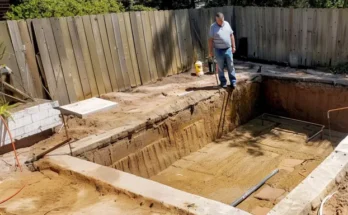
[
  {"x1": 220, "y1": 84, "x2": 227, "y2": 88},
  {"x1": 230, "y1": 83, "x2": 237, "y2": 89}
]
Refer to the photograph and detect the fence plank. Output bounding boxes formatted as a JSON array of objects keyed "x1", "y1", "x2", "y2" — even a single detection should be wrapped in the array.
[
  {"x1": 175, "y1": 10, "x2": 187, "y2": 71},
  {"x1": 164, "y1": 10, "x2": 175, "y2": 76},
  {"x1": 154, "y1": 11, "x2": 166, "y2": 77},
  {"x1": 183, "y1": 9, "x2": 194, "y2": 69},
  {"x1": 82, "y1": 15, "x2": 106, "y2": 95},
  {"x1": 111, "y1": 13, "x2": 131, "y2": 89},
  {"x1": 61, "y1": 17, "x2": 84, "y2": 100},
  {"x1": 124, "y1": 13, "x2": 141, "y2": 86},
  {"x1": 117, "y1": 13, "x2": 135, "y2": 87},
  {"x1": 141, "y1": 11, "x2": 158, "y2": 81},
  {"x1": 17, "y1": 20, "x2": 44, "y2": 98},
  {"x1": 328, "y1": 9, "x2": 339, "y2": 66},
  {"x1": 168, "y1": 10, "x2": 181, "y2": 74},
  {"x1": 104, "y1": 14, "x2": 124, "y2": 91},
  {"x1": 130, "y1": 11, "x2": 151, "y2": 83},
  {"x1": 91, "y1": 15, "x2": 112, "y2": 93},
  {"x1": 7, "y1": 21, "x2": 30, "y2": 93},
  {"x1": 33, "y1": 19, "x2": 69, "y2": 104},
  {"x1": 74, "y1": 16, "x2": 99, "y2": 97},
  {"x1": 96, "y1": 14, "x2": 118, "y2": 92},
  {"x1": 50, "y1": 17, "x2": 78, "y2": 102},
  {"x1": 67, "y1": 17, "x2": 92, "y2": 98},
  {"x1": 306, "y1": 9, "x2": 314, "y2": 66},
  {"x1": 148, "y1": 11, "x2": 163, "y2": 79}
]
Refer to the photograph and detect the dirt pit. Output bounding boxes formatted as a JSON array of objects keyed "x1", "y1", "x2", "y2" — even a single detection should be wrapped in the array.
[
  {"x1": 149, "y1": 117, "x2": 344, "y2": 214},
  {"x1": 0, "y1": 170, "x2": 171, "y2": 215}
]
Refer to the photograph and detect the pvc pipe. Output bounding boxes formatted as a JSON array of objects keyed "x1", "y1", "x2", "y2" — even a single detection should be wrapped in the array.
[{"x1": 230, "y1": 169, "x2": 279, "y2": 207}]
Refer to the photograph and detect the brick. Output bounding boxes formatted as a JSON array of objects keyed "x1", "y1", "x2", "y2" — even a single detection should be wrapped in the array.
[
  {"x1": 24, "y1": 121, "x2": 41, "y2": 133},
  {"x1": 32, "y1": 110, "x2": 49, "y2": 122},
  {"x1": 18, "y1": 115, "x2": 33, "y2": 128},
  {"x1": 12, "y1": 110, "x2": 25, "y2": 120},
  {"x1": 26, "y1": 106, "x2": 40, "y2": 114},
  {"x1": 8, "y1": 120, "x2": 16, "y2": 129},
  {"x1": 48, "y1": 108, "x2": 60, "y2": 117},
  {"x1": 39, "y1": 102, "x2": 53, "y2": 111},
  {"x1": 14, "y1": 127, "x2": 25, "y2": 137}
]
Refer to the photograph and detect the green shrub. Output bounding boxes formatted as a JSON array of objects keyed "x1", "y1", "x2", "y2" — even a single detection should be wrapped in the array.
[
  {"x1": 129, "y1": 4, "x2": 156, "y2": 11},
  {"x1": 330, "y1": 62, "x2": 348, "y2": 74},
  {"x1": 6, "y1": 0, "x2": 125, "y2": 20}
]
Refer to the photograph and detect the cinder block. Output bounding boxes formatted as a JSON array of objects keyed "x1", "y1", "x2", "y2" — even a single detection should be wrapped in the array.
[
  {"x1": 24, "y1": 121, "x2": 41, "y2": 133},
  {"x1": 26, "y1": 106, "x2": 40, "y2": 114},
  {"x1": 12, "y1": 110, "x2": 25, "y2": 120},
  {"x1": 32, "y1": 110, "x2": 49, "y2": 122},
  {"x1": 8, "y1": 120, "x2": 16, "y2": 129},
  {"x1": 48, "y1": 108, "x2": 60, "y2": 117},
  {"x1": 39, "y1": 102, "x2": 53, "y2": 111},
  {"x1": 14, "y1": 127, "x2": 25, "y2": 137}
]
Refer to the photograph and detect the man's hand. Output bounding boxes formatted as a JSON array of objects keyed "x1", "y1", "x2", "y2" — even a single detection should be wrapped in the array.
[{"x1": 232, "y1": 47, "x2": 236, "y2": 54}]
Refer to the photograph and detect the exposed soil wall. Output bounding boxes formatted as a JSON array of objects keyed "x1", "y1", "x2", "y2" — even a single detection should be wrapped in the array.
[
  {"x1": 79, "y1": 82, "x2": 262, "y2": 178},
  {"x1": 263, "y1": 78, "x2": 348, "y2": 133}
]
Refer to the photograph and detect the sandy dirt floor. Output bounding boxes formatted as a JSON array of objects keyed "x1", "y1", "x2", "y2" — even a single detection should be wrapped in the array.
[
  {"x1": 0, "y1": 170, "x2": 172, "y2": 215},
  {"x1": 150, "y1": 117, "x2": 345, "y2": 214}
]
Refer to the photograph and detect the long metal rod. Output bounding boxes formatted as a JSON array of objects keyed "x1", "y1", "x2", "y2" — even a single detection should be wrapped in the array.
[
  {"x1": 261, "y1": 113, "x2": 325, "y2": 143},
  {"x1": 327, "y1": 107, "x2": 348, "y2": 140},
  {"x1": 230, "y1": 169, "x2": 279, "y2": 207}
]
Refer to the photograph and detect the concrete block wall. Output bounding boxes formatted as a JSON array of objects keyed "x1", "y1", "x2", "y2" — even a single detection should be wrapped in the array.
[{"x1": 0, "y1": 100, "x2": 62, "y2": 146}]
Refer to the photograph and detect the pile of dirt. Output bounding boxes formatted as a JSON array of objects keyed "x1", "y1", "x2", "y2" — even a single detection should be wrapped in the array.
[{"x1": 321, "y1": 173, "x2": 348, "y2": 215}]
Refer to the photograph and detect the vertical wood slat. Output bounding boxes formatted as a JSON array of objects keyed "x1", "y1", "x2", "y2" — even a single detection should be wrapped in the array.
[
  {"x1": 104, "y1": 14, "x2": 125, "y2": 91},
  {"x1": 33, "y1": 19, "x2": 70, "y2": 104},
  {"x1": 111, "y1": 13, "x2": 131, "y2": 90},
  {"x1": 90, "y1": 15, "x2": 112, "y2": 93},
  {"x1": 169, "y1": 10, "x2": 182, "y2": 75},
  {"x1": 17, "y1": 20, "x2": 44, "y2": 98},
  {"x1": 154, "y1": 10, "x2": 166, "y2": 78},
  {"x1": 141, "y1": 11, "x2": 158, "y2": 81},
  {"x1": 66, "y1": 17, "x2": 92, "y2": 98},
  {"x1": 124, "y1": 13, "x2": 141, "y2": 86},
  {"x1": 148, "y1": 11, "x2": 163, "y2": 80},
  {"x1": 82, "y1": 15, "x2": 106, "y2": 95},
  {"x1": 130, "y1": 11, "x2": 151, "y2": 84},
  {"x1": 7, "y1": 21, "x2": 31, "y2": 94},
  {"x1": 117, "y1": 13, "x2": 134, "y2": 88},
  {"x1": 74, "y1": 16, "x2": 99, "y2": 97},
  {"x1": 164, "y1": 10, "x2": 175, "y2": 76}
]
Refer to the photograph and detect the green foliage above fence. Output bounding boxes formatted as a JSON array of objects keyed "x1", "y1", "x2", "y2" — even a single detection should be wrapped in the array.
[
  {"x1": 6, "y1": 0, "x2": 125, "y2": 20},
  {"x1": 129, "y1": 4, "x2": 156, "y2": 11}
]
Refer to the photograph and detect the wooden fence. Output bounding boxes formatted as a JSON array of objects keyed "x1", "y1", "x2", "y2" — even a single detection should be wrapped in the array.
[
  {"x1": 190, "y1": 6, "x2": 348, "y2": 67},
  {"x1": 0, "y1": 10, "x2": 193, "y2": 105},
  {"x1": 1, "y1": 6, "x2": 348, "y2": 105}
]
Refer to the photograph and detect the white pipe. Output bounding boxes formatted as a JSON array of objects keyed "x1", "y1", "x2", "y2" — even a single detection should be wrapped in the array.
[{"x1": 318, "y1": 192, "x2": 337, "y2": 215}]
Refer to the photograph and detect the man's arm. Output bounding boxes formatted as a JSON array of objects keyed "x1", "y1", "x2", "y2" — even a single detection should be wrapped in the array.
[
  {"x1": 209, "y1": 38, "x2": 214, "y2": 57},
  {"x1": 231, "y1": 34, "x2": 236, "y2": 53}
]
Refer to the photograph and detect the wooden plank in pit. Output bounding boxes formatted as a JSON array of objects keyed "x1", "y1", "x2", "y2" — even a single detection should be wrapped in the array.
[
  {"x1": 50, "y1": 17, "x2": 78, "y2": 103},
  {"x1": 141, "y1": 11, "x2": 158, "y2": 82},
  {"x1": 130, "y1": 11, "x2": 151, "y2": 84},
  {"x1": 96, "y1": 14, "x2": 118, "y2": 92},
  {"x1": 74, "y1": 16, "x2": 99, "y2": 97},
  {"x1": 104, "y1": 14, "x2": 124, "y2": 91},
  {"x1": 124, "y1": 13, "x2": 141, "y2": 86},
  {"x1": 111, "y1": 13, "x2": 131, "y2": 89},
  {"x1": 67, "y1": 17, "x2": 92, "y2": 98}
]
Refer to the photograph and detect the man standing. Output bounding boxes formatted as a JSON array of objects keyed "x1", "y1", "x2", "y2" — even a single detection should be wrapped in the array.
[{"x1": 208, "y1": 12, "x2": 237, "y2": 88}]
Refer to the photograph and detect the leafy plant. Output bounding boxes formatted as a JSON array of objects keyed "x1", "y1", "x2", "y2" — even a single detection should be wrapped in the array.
[
  {"x1": 129, "y1": 4, "x2": 156, "y2": 11},
  {"x1": 6, "y1": 0, "x2": 125, "y2": 20},
  {"x1": 0, "y1": 103, "x2": 17, "y2": 120}
]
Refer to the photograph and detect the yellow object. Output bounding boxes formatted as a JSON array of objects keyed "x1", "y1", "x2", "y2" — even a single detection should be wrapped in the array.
[{"x1": 194, "y1": 61, "x2": 204, "y2": 77}]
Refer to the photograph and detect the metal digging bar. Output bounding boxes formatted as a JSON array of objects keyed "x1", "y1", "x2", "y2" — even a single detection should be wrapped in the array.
[
  {"x1": 327, "y1": 106, "x2": 348, "y2": 141},
  {"x1": 230, "y1": 169, "x2": 279, "y2": 207},
  {"x1": 261, "y1": 113, "x2": 325, "y2": 143}
]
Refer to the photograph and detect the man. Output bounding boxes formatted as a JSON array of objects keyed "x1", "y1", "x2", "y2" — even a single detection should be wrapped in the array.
[{"x1": 208, "y1": 12, "x2": 237, "y2": 88}]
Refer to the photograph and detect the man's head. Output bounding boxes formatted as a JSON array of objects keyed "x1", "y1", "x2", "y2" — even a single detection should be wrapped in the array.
[{"x1": 215, "y1": 12, "x2": 224, "y2": 26}]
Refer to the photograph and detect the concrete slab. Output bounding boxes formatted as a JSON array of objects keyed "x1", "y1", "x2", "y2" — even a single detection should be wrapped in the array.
[
  {"x1": 38, "y1": 155, "x2": 251, "y2": 215},
  {"x1": 59, "y1": 98, "x2": 118, "y2": 118}
]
